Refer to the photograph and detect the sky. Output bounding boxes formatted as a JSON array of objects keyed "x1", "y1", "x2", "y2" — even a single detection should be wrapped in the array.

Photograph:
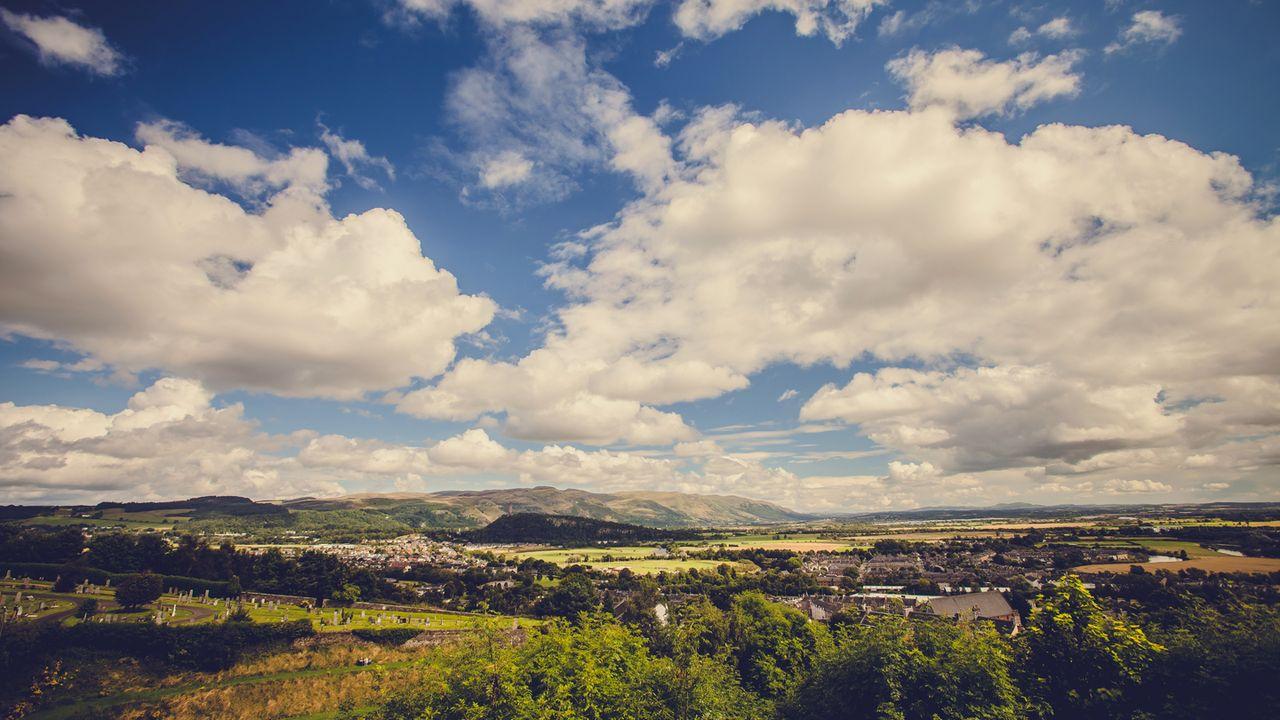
[{"x1": 0, "y1": 0, "x2": 1277, "y2": 512}]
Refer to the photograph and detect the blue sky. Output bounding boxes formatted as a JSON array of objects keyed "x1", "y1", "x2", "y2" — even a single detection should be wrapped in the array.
[{"x1": 1, "y1": 0, "x2": 1277, "y2": 510}]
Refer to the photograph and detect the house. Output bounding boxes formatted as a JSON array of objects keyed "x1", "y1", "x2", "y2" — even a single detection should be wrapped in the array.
[{"x1": 920, "y1": 590, "x2": 1021, "y2": 634}]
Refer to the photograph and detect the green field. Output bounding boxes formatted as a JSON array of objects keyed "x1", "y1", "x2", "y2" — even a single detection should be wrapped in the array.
[
  {"x1": 679, "y1": 533, "x2": 863, "y2": 552},
  {"x1": 243, "y1": 602, "x2": 539, "y2": 631},
  {"x1": 510, "y1": 546, "x2": 661, "y2": 564},
  {"x1": 1065, "y1": 537, "x2": 1218, "y2": 558},
  {"x1": 502, "y1": 545, "x2": 756, "y2": 574},
  {"x1": 582, "y1": 558, "x2": 753, "y2": 574},
  {"x1": 16, "y1": 509, "x2": 189, "y2": 529}
]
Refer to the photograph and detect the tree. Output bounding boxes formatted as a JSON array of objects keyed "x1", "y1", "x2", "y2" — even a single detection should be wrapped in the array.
[
  {"x1": 1018, "y1": 574, "x2": 1162, "y2": 719},
  {"x1": 537, "y1": 572, "x2": 599, "y2": 620},
  {"x1": 331, "y1": 583, "x2": 361, "y2": 606},
  {"x1": 781, "y1": 615, "x2": 1026, "y2": 720},
  {"x1": 114, "y1": 572, "x2": 163, "y2": 609},
  {"x1": 1136, "y1": 603, "x2": 1280, "y2": 720},
  {"x1": 726, "y1": 591, "x2": 829, "y2": 699},
  {"x1": 363, "y1": 615, "x2": 767, "y2": 720}
]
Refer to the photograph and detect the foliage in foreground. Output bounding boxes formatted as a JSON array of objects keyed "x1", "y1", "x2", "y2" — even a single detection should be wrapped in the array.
[
  {"x1": 352, "y1": 578, "x2": 1280, "y2": 720},
  {"x1": 349, "y1": 617, "x2": 769, "y2": 720}
]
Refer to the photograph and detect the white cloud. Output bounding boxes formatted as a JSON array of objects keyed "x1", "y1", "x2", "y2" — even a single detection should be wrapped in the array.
[
  {"x1": 135, "y1": 119, "x2": 329, "y2": 196},
  {"x1": 674, "y1": 439, "x2": 723, "y2": 457},
  {"x1": 1104, "y1": 478, "x2": 1172, "y2": 494},
  {"x1": 440, "y1": 27, "x2": 673, "y2": 205},
  {"x1": 887, "y1": 47, "x2": 1083, "y2": 118},
  {"x1": 0, "y1": 115, "x2": 495, "y2": 400},
  {"x1": 0, "y1": 378, "x2": 343, "y2": 503},
  {"x1": 673, "y1": 0, "x2": 887, "y2": 45},
  {"x1": 1106, "y1": 10, "x2": 1181, "y2": 54},
  {"x1": 1037, "y1": 16, "x2": 1076, "y2": 39},
  {"x1": 319, "y1": 124, "x2": 396, "y2": 190},
  {"x1": 392, "y1": 0, "x2": 653, "y2": 30},
  {"x1": 0, "y1": 9, "x2": 124, "y2": 76},
  {"x1": 654, "y1": 42, "x2": 684, "y2": 68},
  {"x1": 777, "y1": 388, "x2": 798, "y2": 401},
  {"x1": 801, "y1": 365, "x2": 1181, "y2": 473},
  {"x1": 1010, "y1": 16, "x2": 1077, "y2": 45},
  {"x1": 479, "y1": 151, "x2": 534, "y2": 188},
  {"x1": 411, "y1": 96, "x2": 1280, "y2": 503},
  {"x1": 877, "y1": 2, "x2": 980, "y2": 39}
]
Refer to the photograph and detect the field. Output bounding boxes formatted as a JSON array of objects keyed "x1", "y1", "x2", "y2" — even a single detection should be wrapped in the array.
[
  {"x1": 1064, "y1": 537, "x2": 1220, "y2": 558},
  {"x1": 683, "y1": 533, "x2": 864, "y2": 552},
  {"x1": 504, "y1": 545, "x2": 757, "y2": 574},
  {"x1": 18, "y1": 507, "x2": 193, "y2": 529},
  {"x1": 510, "y1": 546, "x2": 661, "y2": 564},
  {"x1": 1073, "y1": 555, "x2": 1280, "y2": 574},
  {"x1": 581, "y1": 558, "x2": 752, "y2": 574},
  {"x1": 244, "y1": 601, "x2": 539, "y2": 631}
]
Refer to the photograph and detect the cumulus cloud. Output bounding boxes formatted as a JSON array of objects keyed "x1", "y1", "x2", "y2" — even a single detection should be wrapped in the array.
[
  {"x1": 1106, "y1": 10, "x2": 1181, "y2": 54},
  {"x1": 0, "y1": 115, "x2": 495, "y2": 400},
  {"x1": 0, "y1": 378, "x2": 342, "y2": 503},
  {"x1": 0, "y1": 9, "x2": 124, "y2": 76},
  {"x1": 887, "y1": 47, "x2": 1083, "y2": 118},
  {"x1": 407, "y1": 95, "x2": 1279, "y2": 503},
  {"x1": 135, "y1": 119, "x2": 329, "y2": 196},
  {"x1": 801, "y1": 366, "x2": 1180, "y2": 473},
  {"x1": 0, "y1": 383, "x2": 695, "y2": 505},
  {"x1": 1104, "y1": 478, "x2": 1172, "y2": 494},
  {"x1": 673, "y1": 0, "x2": 887, "y2": 45}
]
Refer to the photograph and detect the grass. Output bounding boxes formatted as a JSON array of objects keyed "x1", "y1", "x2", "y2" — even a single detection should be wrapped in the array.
[
  {"x1": 1074, "y1": 556, "x2": 1280, "y2": 574},
  {"x1": 684, "y1": 534, "x2": 864, "y2": 552},
  {"x1": 1064, "y1": 537, "x2": 1218, "y2": 558},
  {"x1": 510, "y1": 546, "x2": 660, "y2": 564},
  {"x1": 1, "y1": 579, "x2": 537, "y2": 631},
  {"x1": 578, "y1": 558, "x2": 753, "y2": 574},
  {"x1": 25, "y1": 656, "x2": 434, "y2": 720},
  {"x1": 242, "y1": 602, "x2": 539, "y2": 631}
]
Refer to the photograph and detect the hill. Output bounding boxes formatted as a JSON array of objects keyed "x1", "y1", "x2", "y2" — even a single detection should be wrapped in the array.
[
  {"x1": 284, "y1": 486, "x2": 809, "y2": 529},
  {"x1": 466, "y1": 513, "x2": 701, "y2": 544}
]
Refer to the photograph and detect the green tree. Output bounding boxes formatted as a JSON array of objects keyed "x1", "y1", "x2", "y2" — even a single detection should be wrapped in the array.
[
  {"x1": 114, "y1": 572, "x2": 163, "y2": 609},
  {"x1": 537, "y1": 572, "x2": 599, "y2": 620},
  {"x1": 331, "y1": 582, "x2": 362, "y2": 606},
  {"x1": 726, "y1": 591, "x2": 829, "y2": 699},
  {"x1": 1137, "y1": 603, "x2": 1280, "y2": 719},
  {"x1": 782, "y1": 615, "x2": 1026, "y2": 720},
  {"x1": 365, "y1": 616, "x2": 766, "y2": 720},
  {"x1": 1018, "y1": 575, "x2": 1162, "y2": 719}
]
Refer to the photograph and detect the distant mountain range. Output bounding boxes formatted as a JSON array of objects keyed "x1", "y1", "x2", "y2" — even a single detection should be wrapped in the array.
[
  {"x1": 8, "y1": 489, "x2": 1275, "y2": 534},
  {"x1": 282, "y1": 486, "x2": 810, "y2": 528}
]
